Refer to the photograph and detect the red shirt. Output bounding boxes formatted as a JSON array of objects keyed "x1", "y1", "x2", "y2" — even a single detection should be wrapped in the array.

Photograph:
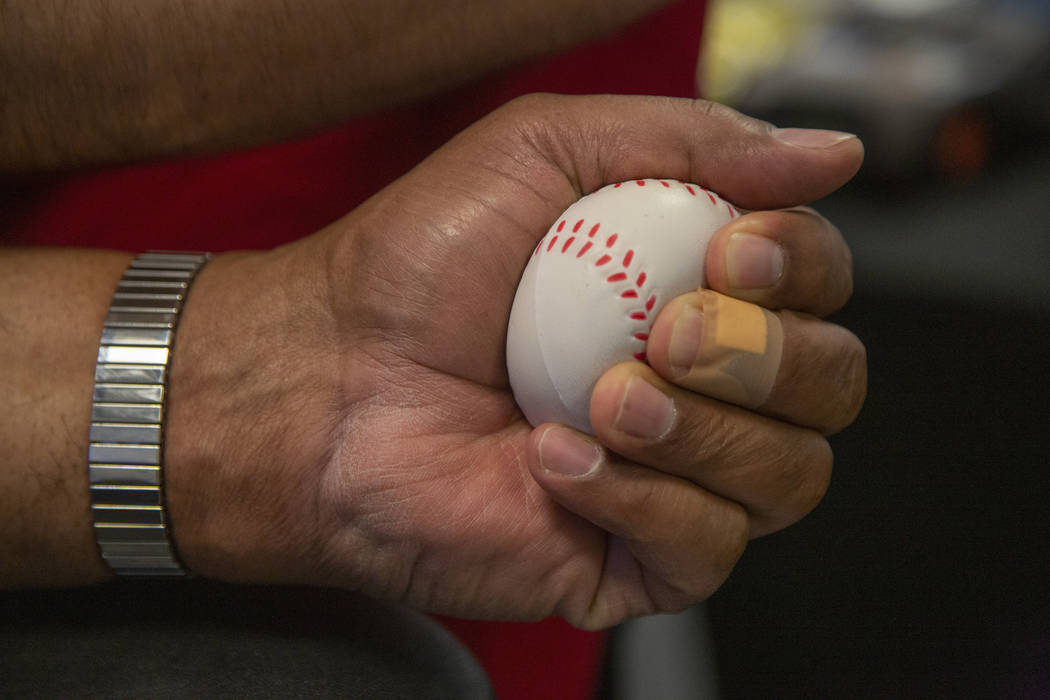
[{"x1": 5, "y1": 3, "x2": 706, "y2": 697}]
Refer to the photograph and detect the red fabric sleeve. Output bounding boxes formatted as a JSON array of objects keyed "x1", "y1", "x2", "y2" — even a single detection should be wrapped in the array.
[{"x1": 3, "y1": 3, "x2": 706, "y2": 698}]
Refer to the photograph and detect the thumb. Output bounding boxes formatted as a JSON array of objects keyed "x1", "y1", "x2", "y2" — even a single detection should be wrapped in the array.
[{"x1": 472, "y1": 94, "x2": 864, "y2": 212}]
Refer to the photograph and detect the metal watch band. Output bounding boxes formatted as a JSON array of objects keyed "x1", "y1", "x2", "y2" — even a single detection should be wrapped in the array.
[{"x1": 89, "y1": 251, "x2": 211, "y2": 576}]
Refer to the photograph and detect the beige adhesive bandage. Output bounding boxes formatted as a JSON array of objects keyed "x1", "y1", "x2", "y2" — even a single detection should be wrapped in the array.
[{"x1": 675, "y1": 290, "x2": 783, "y2": 408}]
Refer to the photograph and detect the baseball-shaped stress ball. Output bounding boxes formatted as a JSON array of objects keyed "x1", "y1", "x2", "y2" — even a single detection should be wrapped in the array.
[{"x1": 506, "y1": 179, "x2": 740, "y2": 434}]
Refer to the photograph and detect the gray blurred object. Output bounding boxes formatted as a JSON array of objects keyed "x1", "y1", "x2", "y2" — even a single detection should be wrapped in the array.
[
  {"x1": 724, "y1": 0, "x2": 1050, "y2": 178},
  {"x1": 1, "y1": 581, "x2": 493, "y2": 699},
  {"x1": 608, "y1": 605, "x2": 722, "y2": 700}
]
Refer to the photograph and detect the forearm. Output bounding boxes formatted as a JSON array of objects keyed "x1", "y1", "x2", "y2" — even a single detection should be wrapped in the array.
[
  {"x1": 0, "y1": 249, "x2": 131, "y2": 586},
  {"x1": 1, "y1": 0, "x2": 673, "y2": 172},
  {"x1": 0, "y1": 238, "x2": 352, "y2": 589}
]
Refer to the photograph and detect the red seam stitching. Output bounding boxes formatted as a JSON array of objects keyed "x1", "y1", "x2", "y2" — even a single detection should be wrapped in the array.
[{"x1": 533, "y1": 180, "x2": 729, "y2": 365}]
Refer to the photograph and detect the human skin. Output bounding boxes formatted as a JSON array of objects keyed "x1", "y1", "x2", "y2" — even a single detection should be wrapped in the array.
[
  {"x1": 0, "y1": 95, "x2": 865, "y2": 629},
  {"x1": 0, "y1": 0, "x2": 677, "y2": 171}
]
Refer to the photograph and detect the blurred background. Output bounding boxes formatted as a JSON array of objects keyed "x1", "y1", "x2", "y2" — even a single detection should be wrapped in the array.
[
  {"x1": 3, "y1": 2, "x2": 1046, "y2": 698},
  {"x1": 611, "y1": 0, "x2": 1050, "y2": 697}
]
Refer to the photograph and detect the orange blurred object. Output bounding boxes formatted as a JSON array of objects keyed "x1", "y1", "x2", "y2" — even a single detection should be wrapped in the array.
[{"x1": 934, "y1": 105, "x2": 992, "y2": 182}]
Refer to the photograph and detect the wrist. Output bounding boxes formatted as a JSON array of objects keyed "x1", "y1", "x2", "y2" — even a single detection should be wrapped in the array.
[{"x1": 162, "y1": 244, "x2": 346, "y2": 583}]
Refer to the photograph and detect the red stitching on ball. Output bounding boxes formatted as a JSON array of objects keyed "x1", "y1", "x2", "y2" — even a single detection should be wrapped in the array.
[{"x1": 534, "y1": 180, "x2": 736, "y2": 370}]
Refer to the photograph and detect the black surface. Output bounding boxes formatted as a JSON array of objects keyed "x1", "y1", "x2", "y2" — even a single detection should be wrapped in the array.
[
  {"x1": 707, "y1": 291, "x2": 1050, "y2": 699},
  {"x1": 1, "y1": 581, "x2": 493, "y2": 699}
]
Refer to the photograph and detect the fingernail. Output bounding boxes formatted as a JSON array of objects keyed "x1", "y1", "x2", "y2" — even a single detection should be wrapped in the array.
[
  {"x1": 774, "y1": 127, "x2": 857, "y2": 149},
  {"x1": 726, "y1": 232, "x2": 784, "y2": 290},
  {"x1": 615, "y1": 376, "x2": 675, "y2": 439},
  {"x1": 668, "y1": 302, "x2": 704, "y2": 374},
  {"x1": 538, "y1": 426, "x2": 601, "y2": 477}
]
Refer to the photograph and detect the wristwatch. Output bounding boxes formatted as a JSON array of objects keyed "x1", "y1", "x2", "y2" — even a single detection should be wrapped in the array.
[{"x1": 88, "y1": 252, "x2": 211, "y2": 576}]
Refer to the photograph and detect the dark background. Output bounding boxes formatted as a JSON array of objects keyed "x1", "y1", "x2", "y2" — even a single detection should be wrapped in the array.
[{"x1": 707, "y1": 137, "x2": 1050, "y2": 698}]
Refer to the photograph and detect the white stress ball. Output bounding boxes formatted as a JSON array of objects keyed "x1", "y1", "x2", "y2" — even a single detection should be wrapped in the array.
[{"x1": 506, "y1": 179, "x2": 740, "y2": 434}]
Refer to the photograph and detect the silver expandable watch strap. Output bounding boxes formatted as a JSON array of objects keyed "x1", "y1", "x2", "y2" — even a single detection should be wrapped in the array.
[{"x1": 89, "y1": 251, "x2": 211, "y2": 576}]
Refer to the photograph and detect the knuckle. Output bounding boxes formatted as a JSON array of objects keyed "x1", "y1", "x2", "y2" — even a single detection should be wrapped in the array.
[
  {"x1": 794, "y1": 437, "x2": 833, "y2": 517},
  {"x1": 786, "y1": 211, "x2": 852, "y2": 315},
  {"x1": 489, "y1": 94, "x2": 563, "y2": 142},
  {"x1": 653, "y1": 580, "x2": 713, "y2": 614},
  {"x1": 644, "y1": 572, "x2": 704, "y2": 615},
  {"x1": 692, "y1": 525, "x2": 747, "y2": 602},
  {"x1": 649, "y1": 510, "x2": 749, "y2": 610},
  {"x1": 669, "y1": 400, "x2": 736, "y2": 464},
  {"x1": 499, "y1": 92, "x2": 554, "y2": 116},
  {"x1": 808, "y1": 254, "x2": 841, "y2": 314},
  {"x1": 612, "y1": 477, "x2": 678, "y2": 544},
  {"x1": 754, "y1": 434, "x2": 832, "y2": 535},
  {"x1": 688, "y1": 97, "x2": 740, "y2": 123},
  {"x1": 710, "y1": 516, "x2": 749, "y2": 584},
  {"x1": 786, "y1": 318, "x2": 867, "y2": 435},
  {"x1": 825, "y1": 328, "x2": 868, "y2": 434},
  {"x1": 827, "y1": 240, "x2": 855, "y2": 312}
]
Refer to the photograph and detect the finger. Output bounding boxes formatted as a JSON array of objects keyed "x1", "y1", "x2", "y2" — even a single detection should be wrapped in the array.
[
  {"x1": 704, "y1": 207, "x2": 855, "y2": 316},
  {"x1": 589, "y1": 362, "x2": 834, "y2": 537},
  {"x1": 646, "y1": 290, "x2": 867, "y2": 434},
  {"x1": 527, "y1": 424, "x2": 748, "y2": 629}
]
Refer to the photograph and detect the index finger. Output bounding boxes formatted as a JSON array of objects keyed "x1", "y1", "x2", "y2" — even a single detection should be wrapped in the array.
[{"x1": 704, "y1": 207, "x2": 855, "y2": 317}]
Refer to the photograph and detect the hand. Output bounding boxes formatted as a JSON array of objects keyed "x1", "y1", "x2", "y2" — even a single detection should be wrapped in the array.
[{"x1": 165, "y1": 95, "x2": 865, "y2": 629}]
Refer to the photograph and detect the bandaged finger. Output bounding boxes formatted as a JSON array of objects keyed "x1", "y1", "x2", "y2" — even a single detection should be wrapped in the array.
[{"x1": 665, "y1": 290, "x2": 783, "y2": 408}]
